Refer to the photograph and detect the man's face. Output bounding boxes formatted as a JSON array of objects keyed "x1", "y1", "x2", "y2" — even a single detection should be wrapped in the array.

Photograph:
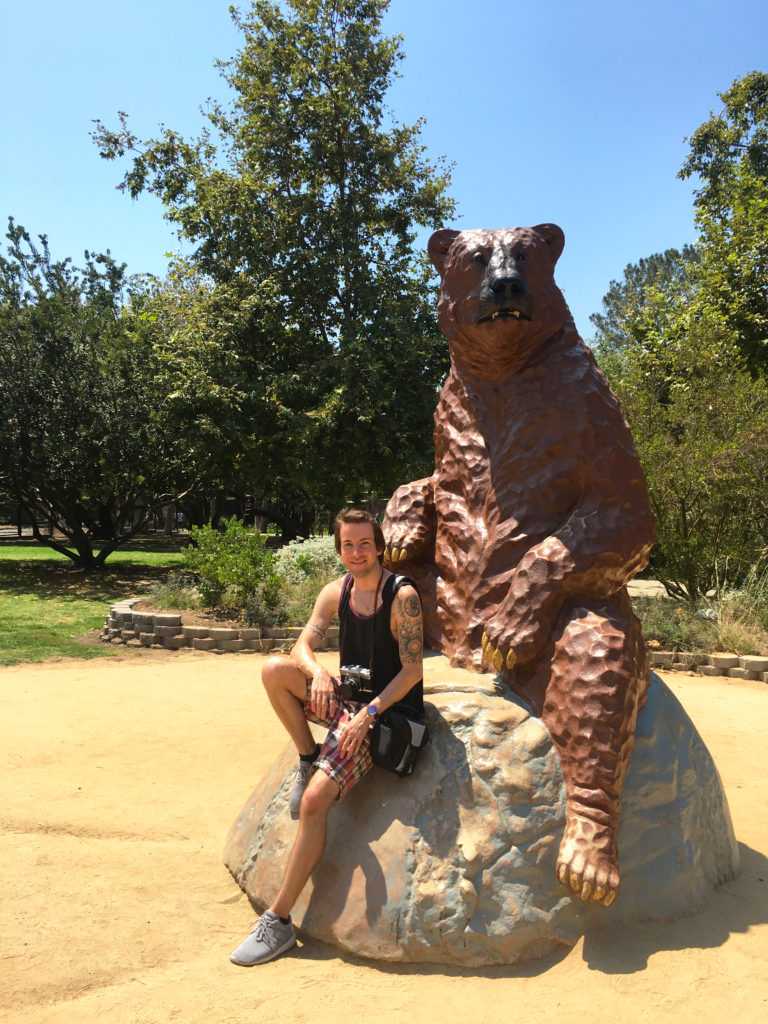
[{"x1": 338, "y1": 522, "x2": 382, "y2": 577}]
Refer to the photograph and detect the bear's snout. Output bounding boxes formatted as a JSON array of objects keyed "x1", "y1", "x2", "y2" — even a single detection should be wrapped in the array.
[
  {"x1": 489, "y1": 253, "x2": 527, "y2": 297},
  {"x1": 477, "y1": 246, "x2": 533, "y2": 322}
]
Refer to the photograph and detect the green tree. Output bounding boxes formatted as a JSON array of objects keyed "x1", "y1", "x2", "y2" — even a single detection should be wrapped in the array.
[
  {"x1": 589, "y1": 246, "x2": 699, "y2": 354},
  {"x1": 597, "y1": 289, "x2": 768, "y2": 602},
  {"x1": 132, "y1": 264, "x2": 260, "y2": 524},
  {"x1": 0, "y1": 220, "x2": 186, "y2": 570},
  {"x1": 592, "y1": 73, "x2": 768, "y2": 600},
  {"x1": 679, "y1": 71, "x2": 768, "y2": 372},
  {"x1": 92, "y1": 0, "x2": 455, "y2": 536}
]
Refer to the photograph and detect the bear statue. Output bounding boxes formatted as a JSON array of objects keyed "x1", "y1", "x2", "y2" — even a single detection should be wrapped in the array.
[{"x1": 383, "y1": 224, "x2": 655, "y2": 909}]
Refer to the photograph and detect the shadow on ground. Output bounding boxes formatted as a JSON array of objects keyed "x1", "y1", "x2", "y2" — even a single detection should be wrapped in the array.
[
  {"x1": 0, "y1": 560, "x2": 172, "y2": 603},
  {"x1": 284, "y1": 842, "x2": 766, "y2": 979}
]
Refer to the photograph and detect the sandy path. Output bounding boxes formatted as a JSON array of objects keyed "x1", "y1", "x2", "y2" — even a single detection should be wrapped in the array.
[{"x1": 1, "y1": 651, "x2": 766, "y2": 1024}]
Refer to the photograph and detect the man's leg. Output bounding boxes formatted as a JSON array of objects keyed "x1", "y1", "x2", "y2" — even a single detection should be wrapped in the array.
[
  {"x1": 270, "y1": 770, "x2": 340, "y2": 918},
  {"x1": 229, "y1": 771, "x2": 340, "y2": 966},
  {"x1": 261, "y1": 654, "x2": 317, "y2": 756}
]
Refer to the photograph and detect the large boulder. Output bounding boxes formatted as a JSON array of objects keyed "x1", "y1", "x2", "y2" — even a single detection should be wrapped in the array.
[{"x1": 223, "y1": 658, "x2": 739, "y2": 966}]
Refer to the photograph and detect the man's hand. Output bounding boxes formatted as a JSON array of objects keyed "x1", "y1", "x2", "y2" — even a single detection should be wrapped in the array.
[
  {"x1": 337, "y1": 707, "x2": 373, "y2": 759},
  {"x1": 308, "y1": 666, "x2": 338, "y2": 720}
]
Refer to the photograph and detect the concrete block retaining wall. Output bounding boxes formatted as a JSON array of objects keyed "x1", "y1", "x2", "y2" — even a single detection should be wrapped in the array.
[
  {"x1": 102, "y1": 600, "x2": 767, "y2": 678},
  {"x1": 649, "y1": 649, "x2": 768, "y2": 682},
  {"x1": 101, "y1": 599, "x2": 339, "y2": 653}
]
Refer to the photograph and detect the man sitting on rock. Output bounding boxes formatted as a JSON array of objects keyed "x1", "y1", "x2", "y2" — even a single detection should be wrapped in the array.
[{"x1": 230, "y1": 507, "x2": 424, "y2": 966}]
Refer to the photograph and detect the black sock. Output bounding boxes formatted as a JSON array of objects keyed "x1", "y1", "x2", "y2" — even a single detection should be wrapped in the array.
[
  {"x1": 299, "y1": 744, "x2": 319, "y2": 764},
  {"x1": 279, "y1": 915, "x2": 290, "y2": 925}
]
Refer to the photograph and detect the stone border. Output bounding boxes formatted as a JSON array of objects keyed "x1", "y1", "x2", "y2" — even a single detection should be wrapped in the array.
[
  {"x1": 101, "y1": 599, "x2": 339, "y2": 654},
  {"x1": 101, "y1": 601, "x2": 766, "y2": 678},
  {"x1": 649, "y1": 649, "x2": 768, "y2": 681}
]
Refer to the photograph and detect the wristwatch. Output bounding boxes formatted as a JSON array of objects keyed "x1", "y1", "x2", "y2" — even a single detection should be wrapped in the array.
[{"x1": 366, "y1": 703, "x2": 379, "y2": 719}]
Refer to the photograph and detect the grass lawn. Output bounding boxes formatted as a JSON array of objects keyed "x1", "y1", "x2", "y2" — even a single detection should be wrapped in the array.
[{"x1": 0, "y1": 543, "x2": 186, "y2": 666}]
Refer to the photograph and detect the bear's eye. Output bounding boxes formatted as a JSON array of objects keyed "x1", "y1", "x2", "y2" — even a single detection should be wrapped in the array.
[
  {"x1": 470, "y1": 252, "x2": 487, "y2": 266},
  {"x1": 514, "y1": 252, "x2": 527, "y2": 262}
]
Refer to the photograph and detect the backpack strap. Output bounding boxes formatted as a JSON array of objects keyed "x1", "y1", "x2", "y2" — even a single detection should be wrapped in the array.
[
  {"x1": 391, "y1": 574, "x2": 419, "y2": 600},
  {"x1": 392, "y1": 574, "x2": 415, "y2": 591},
  {"x1": 337, "y1": 572, "x2": 353, "y2": 658}
]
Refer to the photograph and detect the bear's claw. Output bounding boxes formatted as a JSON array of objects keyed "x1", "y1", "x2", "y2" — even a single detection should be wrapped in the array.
[
  {"x1": 481, "y1": 632, "x2": 517, "y2": 672},
  {"x1": 383, "y1": 546, "x2": 410, "y2": 565},
  {"x1": 556, "y1": 817, "x2": 620, "y2": 907}
]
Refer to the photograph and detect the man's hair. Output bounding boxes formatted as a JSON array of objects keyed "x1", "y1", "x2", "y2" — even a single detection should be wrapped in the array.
[{"x1": 333, "y1": 508, "x2": 385, "y2": 561}]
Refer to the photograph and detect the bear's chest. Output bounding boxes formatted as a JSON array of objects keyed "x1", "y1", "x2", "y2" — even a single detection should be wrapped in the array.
[{"x1": 433, "y1": 376, "x2": 586, "y2": 543}]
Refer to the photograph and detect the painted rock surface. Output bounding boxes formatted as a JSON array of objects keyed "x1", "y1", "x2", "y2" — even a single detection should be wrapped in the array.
[{"x1": 224, "y1": 662, "x2": 739, "y2": 966}]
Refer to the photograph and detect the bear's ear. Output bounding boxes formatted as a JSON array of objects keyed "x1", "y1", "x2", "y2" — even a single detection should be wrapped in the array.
[
  {"x1": 428, "y1": 229, "x2": 460, "y2": 275},
  {"x1": 532, "y1": 223, "x2": 565, "y2": 264}
]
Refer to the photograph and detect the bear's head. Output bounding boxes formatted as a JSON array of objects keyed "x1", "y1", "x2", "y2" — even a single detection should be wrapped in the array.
[{"x1": 428, "y1": 225, "x2": 571, "y2": 379}]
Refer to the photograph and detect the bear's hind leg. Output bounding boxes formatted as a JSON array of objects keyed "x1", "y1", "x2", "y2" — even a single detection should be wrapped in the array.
[{"x1": 541, "y1": 592, "x2": 648, "y2": 907}]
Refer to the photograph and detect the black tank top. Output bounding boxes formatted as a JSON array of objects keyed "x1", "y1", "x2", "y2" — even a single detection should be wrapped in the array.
[{"x1": 337, "y1": 572, "x2": 424, "y2": 714}]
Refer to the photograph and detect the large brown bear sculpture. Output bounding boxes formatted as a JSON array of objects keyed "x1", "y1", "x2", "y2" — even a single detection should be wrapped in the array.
[{"x1": 383, "y1": 224, "x2": 655, "y2": 908}]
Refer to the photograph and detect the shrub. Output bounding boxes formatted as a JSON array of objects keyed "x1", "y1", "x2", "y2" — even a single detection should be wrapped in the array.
[
  {"x1": 243, "y1": 583, "x2": 288, "y2": 628},
  {"x1": 715, "y1": 554, "x2": 768, "y2": 654},
  {"x1": 184, "y1": 517, "x2": 281, "y2": 609},
  {"x1": 279, "y1": 577, "x2": 326, "y2": 626},
  {"x1": 274, "y1": 536, "x2": 344, "y2": 627},
  {"x1": 633, "y1": 577, "x2": 768, "y2": 656},
  {"x1": 145, "y1": 571, "x2": 200, "y2": 611},
  {"x1": 714, "y1": 607, "x2": 766, "y2": 656},
  {"x1": 632, "y1": 596, "x2": 719, "y2": 653},
  {"x1": 275, "y1": 536, "x2": 344, "y2": 584}
]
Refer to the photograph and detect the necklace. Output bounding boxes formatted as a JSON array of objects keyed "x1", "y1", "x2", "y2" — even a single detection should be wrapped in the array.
[{"x1": 352, "y1": 567, "x2": 384, "y2": 617}]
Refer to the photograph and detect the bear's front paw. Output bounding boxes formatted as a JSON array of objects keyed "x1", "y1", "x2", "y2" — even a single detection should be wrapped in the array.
[
  {"x1": 382, "y1": 477, "x2": 435, "y2": 568},
  {"x1": 482, "y1": 603, "x2": 555, "y2": 670},
  {"x1": 383, "y1": 524, "x2": 432, "y2": 566},
  {"x1": 481, "y1": 632, "x2": 518, "y2": 673}
]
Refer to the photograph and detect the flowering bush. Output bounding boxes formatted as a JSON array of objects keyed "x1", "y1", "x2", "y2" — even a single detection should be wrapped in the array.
[{"x1": 275, "y1": 536, "x2": 344, "y2": 584}]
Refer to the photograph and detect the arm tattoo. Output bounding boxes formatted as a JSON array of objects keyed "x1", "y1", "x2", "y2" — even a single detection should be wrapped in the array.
[
  {"x1": 399, "y1": 619, "x2": 423, "y2": 664},
  {"x1": 307, "y1": 622, "x2": 326, "y2": 640},
  {"x1": 396, "y1": 590, "x2": 423, "y2": 664}
]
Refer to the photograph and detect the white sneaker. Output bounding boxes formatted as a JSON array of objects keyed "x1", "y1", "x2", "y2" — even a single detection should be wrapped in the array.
[
  {"x1": 229, "y1": 910, "x2": 296, "y2": 966},
  {"x1": 288, "y1": 758, "x2": 316, "y2": 818}
]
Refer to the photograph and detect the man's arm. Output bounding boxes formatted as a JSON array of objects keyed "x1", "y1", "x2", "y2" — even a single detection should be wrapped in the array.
[
  {"x1": 337, "y1": 583, "x2": 423, "y2": 758},
  {"x1": 290, "y1": 579, "x2": 342, "y2": 720}
]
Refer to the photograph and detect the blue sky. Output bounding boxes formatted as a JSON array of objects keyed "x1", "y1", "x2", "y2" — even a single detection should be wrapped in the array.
[{"x1": 1, "y1": 0, "x2": 766, "y2": 338}]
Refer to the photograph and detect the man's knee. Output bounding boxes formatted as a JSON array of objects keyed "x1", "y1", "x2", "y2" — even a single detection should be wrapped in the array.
[
  {"x1": 300, "y1": 773, "x2": 339, "y2": 820},
  {"x1": 262, "y1": 654, "x2": 300, "y2": 693}
]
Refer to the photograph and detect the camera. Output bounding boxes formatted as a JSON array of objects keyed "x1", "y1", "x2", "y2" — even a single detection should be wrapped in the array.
[{"x1": 338, "y1": 664, "x2": 372, "y2": 700}]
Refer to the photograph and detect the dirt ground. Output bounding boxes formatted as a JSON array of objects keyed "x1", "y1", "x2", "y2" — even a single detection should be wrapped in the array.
[{"x1": 1, "y1": 648, "x2": 766, "y2": 1024}]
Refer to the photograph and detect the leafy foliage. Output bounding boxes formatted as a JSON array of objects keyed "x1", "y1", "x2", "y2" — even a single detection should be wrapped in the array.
[
  {"x1": 679, "y1": 71, "x2": 768, "y2": 372},
  {"x1": 598, "y1": 290, "x2": 768, "y2": 602},
  {"x1": 185, "y1": 516, "x2": 283, "y2": 613},
  {"x1": 0, "y1": 220, "x2": 187, "y2": 570},
  {"x1": 275, "y1": 534, "x2": 344, "y2": 583},
  {"x1": 631, "y1": 597, "x2": 720, "y2": 654},
  {"x1": 589, "y1": 246, "x2": 699, "y2": 354},
  {"x1": 93, "y1": 0, "x2": 455, "y2": 534},
  {"x1": 592, "y1": 72, "x2": 768, "y2": 602},
  {"x1": 632, "y1": 561, "x2": 768, "y2": 658},
  {"x1": 144, "y1": 570, "x2": 202, "y2": 611},
  {"x1": 131, "y1": 264, "x2": 258, "y2": 504}
]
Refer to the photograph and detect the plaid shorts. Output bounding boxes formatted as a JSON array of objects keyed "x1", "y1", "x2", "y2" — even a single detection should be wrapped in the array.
[{"x1": 304, "y1": 679, "x2": 373, "y2": 797}]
